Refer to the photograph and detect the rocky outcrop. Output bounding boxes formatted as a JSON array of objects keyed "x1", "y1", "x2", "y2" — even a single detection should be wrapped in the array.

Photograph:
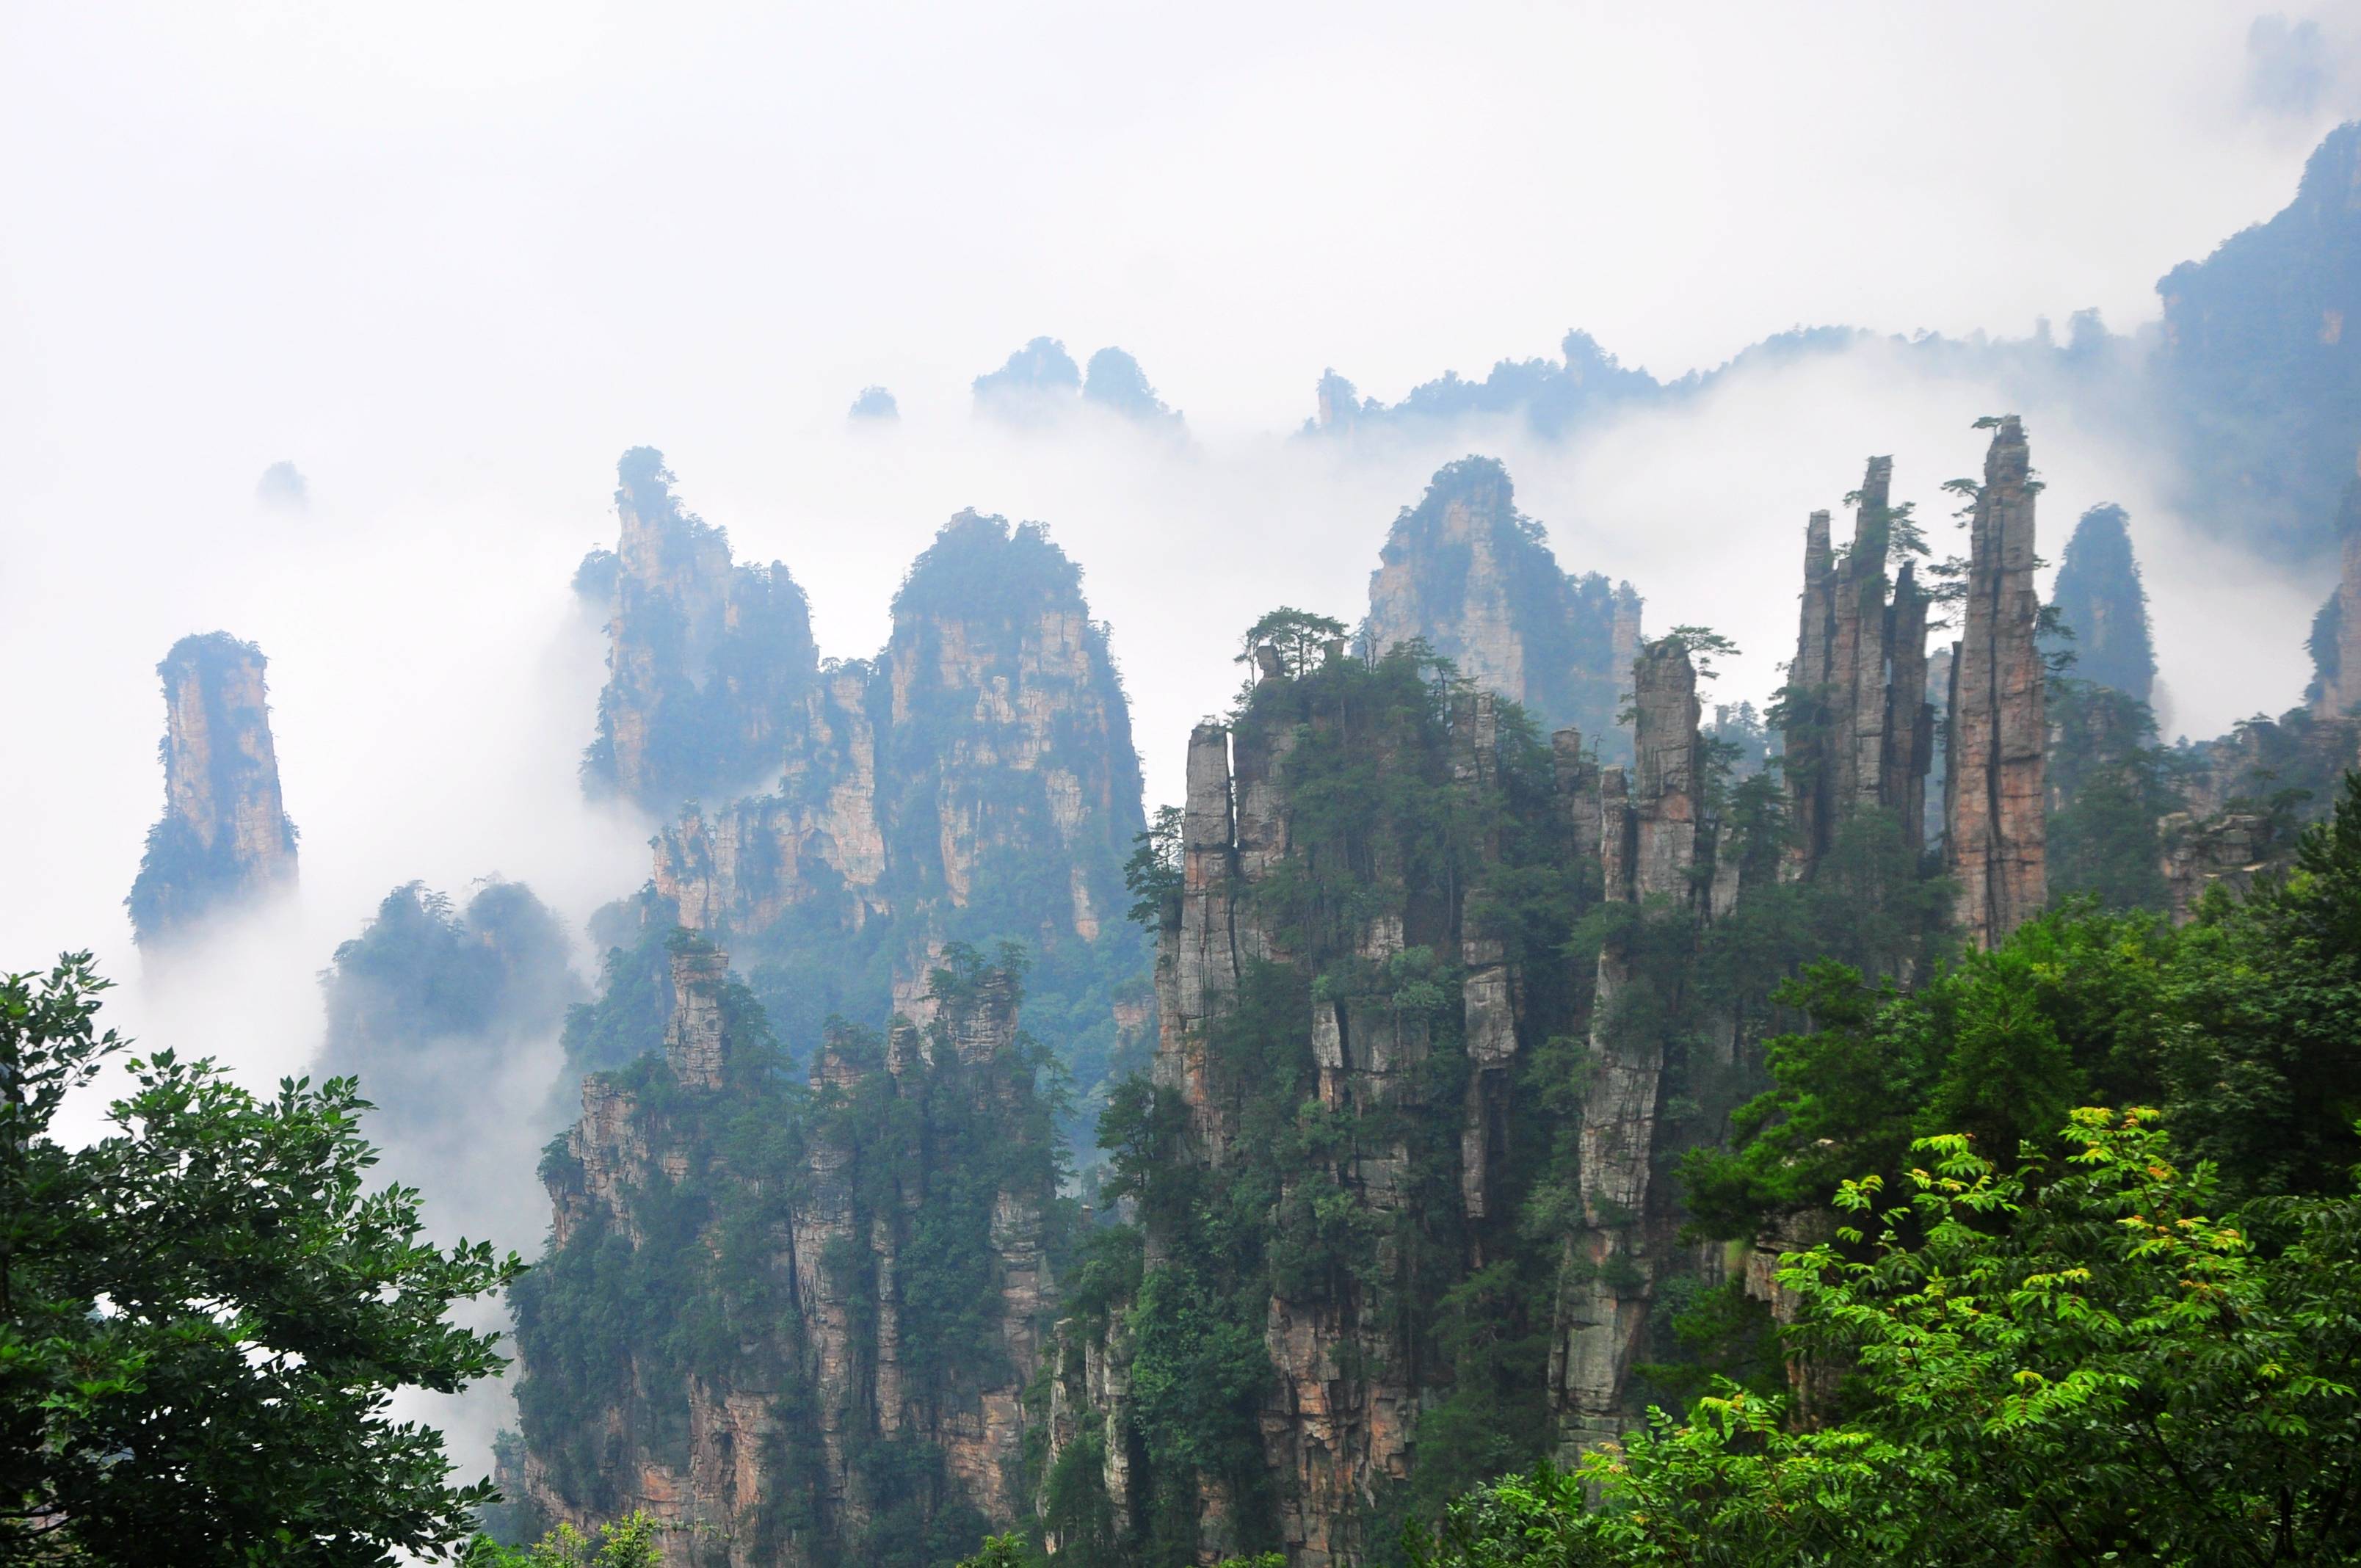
[
  {"x1": 1945, "y1": 417, "x2": 2047, "y2": 949},
  {"x1": 2046, "y1": 503, "x2": 2156, "y2": 707},
  {"x1": 1365, "y1": 456, "x2": 1641, "y2": 752},
  {"x1": 637, "y1": 511, "x2": 1147, "y2": 1095},
  {"x1": 2158, "y1": 810, "x2": 2274, "y2": 922},
  {"x1": 126, "y1": 632, "x2": 299, "y2": 947},
  {"x1": 518, "y1": 938, "x2": 1061, "y2": 1567},
  {"x1": 2155, "y1": 120, "x2": 2361, "y2": 562},
  {"x1": 1551, "y1": 639, "x2": 1715, "y2": 1453},
  {"x1": 1782, "y1": 460, "x2": 1936, "y2": 880},
  {"x1": 975, "y1": 338, "x2": 1183, "y2": 426},
  {"x1": 2307, "y1": 482, "x2": 2361, "y2": 719},
  {"x1": 580, "y1": 446, "x2": 819, "y2": 813}
]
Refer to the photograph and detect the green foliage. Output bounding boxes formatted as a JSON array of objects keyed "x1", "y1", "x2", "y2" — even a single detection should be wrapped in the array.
[
  {"x1": 1413, "y1": 1108, "x2": 2361, "y2": 1566},
  {"x1": 466, "y1": 1510, "x2": 663, "y2": 1567},
  {"x1": 1124, "y1": 804, "x2": 1183, "y2": 929},
  {"x1": 0, "y1": 953, "x2": 523, "y2": 1564},
  {"x1": 2045, "y1": 679, "x2": 2177, "y2": 912},
  {"x1": 320, "y1": 879, "x2": 581, "y2": 1138},
  {"x1": 1237, "y1": 606, "x2": 1349, "y2": 678}
]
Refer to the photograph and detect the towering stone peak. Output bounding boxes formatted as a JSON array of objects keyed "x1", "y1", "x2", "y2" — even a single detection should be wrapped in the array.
[
  {"x1": 1081, "y1": 347, "x2": 1179, "y2": 422},
  {"x1": 644, "y1": 508, "x2": 1147, "y2": 1098},
  {"x1": 521, "y1": 948, "x2": 1062, "y2": 1564},
  {"x1": 973, "y1": 335, "x2": 1081, "y2": 404},
  {"x1": 1067, "y1": 645, "x2": 1604, "y2": 1565},
  {"x1": 126, "y1": 631, "x2": 299, "y2": 948},
  {"x1": 1555, "y1": 635, "x2": 1717, "y2": 1454},
  {"x1": 2047, "y1": 503, "x2": 2156, "y2": 705},
  {"x1": 1365, "y1": 455, "x2": 1640, "y2": 752},
  {"x1": 1781, "y1": 457, "x2": 1936, "y2": 882},
  {"x1": 580, "y1": 446, "x2": 819, "y2": 814},
  {"x1": 2308, "y1": 481, "x2": 2361, "y2": 717},
  {"x1": 661, "y1": 935, "x2": 733, "y2": 1089},
  {"x1": 2155, "y1": 120, "x2": 2361, "y2": 559},
  {"x1": 1945, "y1": 417, "x2": 2048, "y2": 949},
  {"x1": 974, "y1": 338, "x2": 1183, "y2": 426}
]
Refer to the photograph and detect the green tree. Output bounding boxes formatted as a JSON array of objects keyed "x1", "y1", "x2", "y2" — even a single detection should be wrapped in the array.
[
  {"x1": 1415, "y1": 1108, "x2": 2361, "y2": 1566},
  {"x1": 466, "y1": 1511, "x2": 662, "y2": 1567},
  {"x1": 1, "y1": 953, "x2": 523, "y2": 1564},
  {"x1": 1236, "y1": 606, "x2": 1349, "y2": 679}
]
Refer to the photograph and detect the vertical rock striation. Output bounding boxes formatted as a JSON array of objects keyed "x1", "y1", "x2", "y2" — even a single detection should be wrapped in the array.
[
  {"x1": 1366, "y1": 457, "x2": 1641, "y2": 755},
  {"x1": 1945, "y1": 417, "x2": 2048, "y2": 949},
  {"x1": 1551, "y1": 639, "x2": 1711, "y2": 1451},
  {"x1": 1781, "y1": 460, "x2": 1936, "y2": 883},
  {"x1": 640, "y1": 510, "x2": 1147, "y2": 1088},
  {"x1": 517, "y1": 938, "x2": 1062, "y2": 1567},
  {"x1": 580, "y1": 446, "x2": 819, "y2": 813},
  {"x1": 126, "y1": 632, "x2": 299, "y2": 947}
]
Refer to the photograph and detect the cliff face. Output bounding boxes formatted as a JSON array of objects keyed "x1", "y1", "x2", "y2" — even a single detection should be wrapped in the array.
[
  {"x1": 1028, "y1": 627, "x2": 1795, "y2": 1567},
  {"x1": 581, "y1": 447, "x2": 819, "y2": 813},
  {"x1": 1366, "y1": 457, "x2": 1639, "y2": 757},
  {"x1": 514, "y1": 937, "x2": 1064, "y2": 1567},
  {"x1": 1551, "y1": 639, "x2": 1716, "y2": 1453},
  {"x1": 2047, "y1": 504, "x2": 2156, "y2": 707},
  {"x1": 640, "y1": 511, "x2": 1150, "y2": 1097},
  {"x1": 2155, "y1": 120, "x2": 2361, "y2": 562},
  {"x1": 126, "y1": 631, "x2": 299, "y2": 947},
  {"x1": 1945, "y1": 417, "x2": 2048, "y2": 949},
  {"x1": 2307, "y1": 482, "x2": 2361, "y2": 719},
  {"x1": 1781, "y1": 459, "x2": 1936, "y2": 882}
]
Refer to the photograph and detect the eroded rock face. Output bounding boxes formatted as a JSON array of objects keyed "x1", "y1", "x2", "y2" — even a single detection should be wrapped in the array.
[
  {"x1": 1782, "y1": 460, "x2": 1936, "y2": 882},
  {"x1": 645, "y1": 512, "x2": 1145, "y2": 1064},
  {"x1": 1945, "y1": 417, "x2": 2048, "y2": 949},
  {"x1": 1366, "y1": 456, "x2": 1641, "y2": 755},
  {"x1": 580, "y1": 446, "x2": 819, "y2": 813},
  {"x1": 2307, "y1": 482, "x2": 2361, "y2": 719},
  {"x1": 1045, "y1": 643, "x2": 1647, "y2": 1567},
  {"x1": 126, "y1": 631, "x2": 299, "y2": 947},
  {"x1": 518, "y1": 940, "x2": 1059, "y2": 1566},
  {"x1": 1552, "y1": 640, "x2": 1711, "y2": 1453}
]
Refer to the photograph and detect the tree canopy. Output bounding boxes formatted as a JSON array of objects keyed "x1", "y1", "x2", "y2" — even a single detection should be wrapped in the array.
[{"x1": 0, "y1": 954, "x2": 523, "y2": 1564}]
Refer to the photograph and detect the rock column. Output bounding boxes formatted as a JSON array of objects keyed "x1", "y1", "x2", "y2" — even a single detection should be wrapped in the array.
[
  {"x1": 1945, "y1": 417, "x2": 2047, "y2": 948},
  {"x1": 1553, "y1": 639, "x2": 1705, "y2": 1451}
]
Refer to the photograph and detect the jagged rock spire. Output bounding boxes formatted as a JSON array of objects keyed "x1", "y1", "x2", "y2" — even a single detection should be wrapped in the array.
[
  {"x1": 1554, "y1": 638, "x2": 1706, "y2": 1451},
  {"x1": 580, "y1": 446, "x2": 819, "y2": 813},
  {"x1": 1365, "y1": 455, "x2": 1641, "y2": 754},
  {"x1": 126, "y1": 632, "x2": 299, "y2": 948},
  {"x1": 2047, "y1": 503, "x2": 2157, "y2": 705},
  {"x1": 1945, "y1": 417, "x2": 2047, "y2": 948},
  {"x1": 1782, "y1": 458, "x2": 1936, "y2": 880}
]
